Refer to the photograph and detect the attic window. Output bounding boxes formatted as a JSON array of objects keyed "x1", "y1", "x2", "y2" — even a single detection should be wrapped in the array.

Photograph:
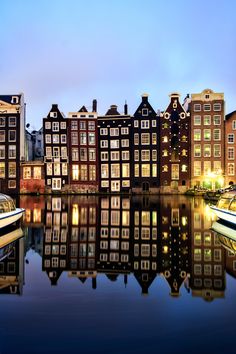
[
  {"x1": 50, "y1": 112, "x2": 57, "y2": 118},
  {"x1": 11, "y1": 96, "x2": 19, "y2": 104},
  {"x1": 205, "y1": 94, "x2": 210, "y2": 99},
  {"x1": 142, "y1": 108, "x2": 148, "y2": 116}
]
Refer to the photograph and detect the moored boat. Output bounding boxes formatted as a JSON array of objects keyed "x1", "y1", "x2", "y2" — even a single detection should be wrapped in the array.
[
  {"x1": 211, "y1": 219, "x2": 236, "y2": 253},
  {"x1": 210, "y1": 191, "x2": 236, "y2": 225},
  {"x1": 0, "y1": 194, "x2": 25, "y2": 228}
]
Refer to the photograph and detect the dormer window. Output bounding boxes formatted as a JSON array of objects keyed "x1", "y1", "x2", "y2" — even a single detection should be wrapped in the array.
[
  {"x1": 50, "y1": 112, "x2": 57, "y2": 118},
  {"x1": 11, "y1": 96, "x2": 19, "y2": 104}
]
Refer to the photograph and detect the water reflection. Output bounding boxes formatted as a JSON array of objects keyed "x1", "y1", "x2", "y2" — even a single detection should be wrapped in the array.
[{"x1": 12, "y1": 194, "x2": 236, "y2": 300}]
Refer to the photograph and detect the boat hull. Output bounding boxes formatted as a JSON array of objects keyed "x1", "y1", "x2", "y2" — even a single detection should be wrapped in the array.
[
  {"x1": 210, "y1": 205, "x2": 236, "y2": 225},
  {"x1": 0, "y1": 208, "x2": 25, "y2": 228}
]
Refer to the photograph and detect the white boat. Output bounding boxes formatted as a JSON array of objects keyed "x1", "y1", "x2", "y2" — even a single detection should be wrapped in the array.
[
  {"x1": 0, "y1": 227, "x2": 24, "y2": 258},
  {"x1": 211, "y1": 219, "x2": 236, "y2": 253},
  {"x1": 210, "y1": 191, "x2": 236, "y2": 225},
  {"x1": 0, "y1": 194, "x2": 25, "y2": 228}
]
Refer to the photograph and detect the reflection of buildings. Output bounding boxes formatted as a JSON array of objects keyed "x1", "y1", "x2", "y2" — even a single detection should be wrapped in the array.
[
  {"x1": 68, "y1": 196, "x2": 98, "y2": 287},
  {"x1": 43, "y1": 197, "x2": 69, "y2": 284},
  {"x1": 132, "y1": 196, "x2": 158, "y2": 294},
  {"x1": 0, "y1": 238, "x2": 24, "y2": 295},
  {"x1": 190, "y1": 198, "x2": 225, "y2": 300},
  {"x1": 160, "y1": 196, "x2": 191, "y2": 296},
  {"x1": 29, "y1": 194, "x2": 235, "y2": 300},
  {"x1": 97, "y1": 196, "x2": 131, "y2": 281}
]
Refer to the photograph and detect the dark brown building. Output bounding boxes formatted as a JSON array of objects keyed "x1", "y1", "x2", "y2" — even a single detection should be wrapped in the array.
[
  {"x1": 225, "y1": 111, "x2": 236, "y2": 186},
  {"x1": 160, "y1": 93, "x2": 190, "y2": 193},
  {"x1": 43, "y1": 104, "x2": 69, "y2": 192}
]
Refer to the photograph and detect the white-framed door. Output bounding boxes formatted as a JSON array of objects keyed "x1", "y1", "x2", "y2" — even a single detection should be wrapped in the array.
[
  {"x1": 52, "y1": 178, "x2": 61, "y2": 190},
  {"x1": 111, "y1": 180, "x2": 120, "y2": 192}
]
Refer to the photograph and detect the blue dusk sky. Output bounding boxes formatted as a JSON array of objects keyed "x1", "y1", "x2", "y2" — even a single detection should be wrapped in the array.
[{"x1": 1, "y1": 0, "x2": 236, "y2": 129}]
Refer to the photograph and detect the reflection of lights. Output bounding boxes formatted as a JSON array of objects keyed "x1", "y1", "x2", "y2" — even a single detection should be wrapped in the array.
[
  {"x1": 25, "y1": 209, "x2": 31, "y2": 222},
  {"x1": 33, "y1": 208, "x2": 41, "y2": 223},
  {"x1": 181, "y1": 216, "x2": 188, "y2": 226},
  {"x1": 72, "y1": 204, "x2": 79, "y2": 225},
  {"x1": 163, "y1": 246, "x2": 168, "y2": 254},
  {"x1": 205, "y1": 204, "x2": 217, "y2": 221}
]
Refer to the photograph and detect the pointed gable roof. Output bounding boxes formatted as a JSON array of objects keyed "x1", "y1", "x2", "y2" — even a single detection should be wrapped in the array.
[
  {"x1": 46, "y1": 104, "x2": 65, "y2": 119},
  {"x1": 78, "y1": 105, "x2": 88, "y2": 113},
  {"x1": 133, "y1": 94, "x2": 156, "y2": 117},
  {"x1": 226, "y1": 111, "x2": 236, "y2": 120}
]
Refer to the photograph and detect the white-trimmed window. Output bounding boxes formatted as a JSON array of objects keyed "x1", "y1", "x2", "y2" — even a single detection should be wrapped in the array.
[
  {"x1": 204, "y1": 129, "x2": 211, "y2": 141},
  {"x1": 61, "y1": 134, "x2": 67, "y2": 143},
  {"x1": 101, "y1": 164, "x2": 109, "y2": 178},
  {"x1": 101, "y1": 152, "x2": 108, "y2": 161},
  {"x1": 0, "y1": 146, "x2": 5, "y2": 159},
  {"x1": 228, "y1": 133, "x2": 234, "y2": 143},
  {"x1": 110, "y1": 128, "x2": 119, "y2": 136},
  {"x1": 194, "y1": 104, "x2": 201, "y2": 111},
  {"x1": 141, "y1": 164, "x2": 150, "y2": 177},
  {"x1": 100, "y1": 128, "x2": 108, "y2": 135},
  {"x1": 71, "y1": 121, "x2": 78, "y2": 130},
  {"x1": 134, "y1": 134, "x2": 139, "y2": 145},
  {"x1": 152, "y1": 120, "x2": 156, "y2": 127},
  {"x1": 228, "y1": 163, "x2": 235, "y2": 176},
  {"x1": 204, "y1": 115, "x2": 211, "y2": 125},
  {"x1": 194, "y1": 115, "x2": 201, "y2": 125},
  {"x1": 194, "y1": 161, "x2": 201, "y2": 176},
  {"x1": 60, "y1": 122, "x2": 66, "y2": 129},
  {"x1": 52, "y1": 122, "x2": 59, "y2": 131},
  {"x1": 45, "y1": 122, "x2": 51, "y2": 129},
  {"x1": 80, "y1": 132, "x2": 87, "y2": 145},
  {"x1": 80, "y1": 121, "x2": 86, "y2": 130},
  {"x1": 141, "y1": 150, "x2": 150, "y2": 161},
  {"x1": 52, "y1": 134, "x2": 59, "y2": 143},
  {"x1": 141, "y1": 120, "x2": 149, "y2": 129},
  {"x1": 204, "y1": 104, "x2": 211, "y2": 111},
  {"x1": 152, "y1": 150, "x2": 157, "y2": 161},
  {"x1": 134, "y1": 120, "x2": 139, "y2": 128},
  {"x1": 194, "y1": 144, "x2": 201, "y2": 157},
  {"x1": 111, "y1": 151, "x2": 120, "y2": 160},
  {"x1": 194, "y1": 129, "x2": 201, "y2": 141},
  {"x1": 204, "y1": 144, "x2": 211, "y2": 157},
  {"x1": 213, "y1": 103, "x2": 221, "y2": 111},
  {"x1": 100, "y1": 140, "x2": 108, "y2": 148},
  {"x1": 134, "y1": 150, "x2": 139, "y2": 161},
  {"x1": 214, "y1": 144, "x2": 221, "y2": 157},
  {"x1": 152, "y1": 133, "x2": 157, "y2": 145},
  {"x1": 9, "y1": 130, "x2": 16, "y2": 142},
  {"x1": 228, "y1": 147, "x2": 234, "y2": 160},
  {"x1": 0, "y1": 117, "x2": 5, "y2": 127},
  {"x1": 213, "y1": 115, "x2": 221, "y2": 125},
  {"x1": 9, "y1": 145, "x2": 16, "y2": 158},
  {"x1": 72, "y1": 148, "x2": 79, "y2": 161},
  {"x1": 121, "y1": 127, "x2": 129, "y2": 135},
  {"x1": 46, "y1": 147, "x2": 52, "y2": 158},
  {"x1": 141, "y1": 133, "x2": 150, "y2": 145},
  {"x1": 121, "y1": 139, "x2": 129, "y2": 147},
  {"x1": 110, "y1": 140, "x2": 119, "y2": 149},
  {"x1": 88, "y1": 121, "x2": 95, "y2": 130},
  {"x1": 45, "y1": 134, "x2": 51, "y2": 143},
  {"x1": 122, "y1": 151, "x2": 129, "y2": 160},
  {"x1": 61, "y1": 147, "x2": 67, "y2": 158},
  {"x1": 142, "y1": 108, "x2": 148, "y2": 116},
  {"x1": 213, "y1": 129, "x2": 221, "y2": 141},
  {"x1": 111, "y1": 164, "x2": 120, "y2": 178},
  {"x1": 9, "y1": 117, "x2": 16, "y2": 127},
  {"x1": 122, "y1": 163, "x2": 130, "y2": 178}
]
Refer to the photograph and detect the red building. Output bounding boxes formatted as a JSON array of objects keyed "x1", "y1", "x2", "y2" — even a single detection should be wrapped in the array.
[
  {"x1": 20, "y1": 161, "x2": 45, "y2": 194},
  {"x1": 68, "y1": 100, "x2": 99, "y2": 193}
]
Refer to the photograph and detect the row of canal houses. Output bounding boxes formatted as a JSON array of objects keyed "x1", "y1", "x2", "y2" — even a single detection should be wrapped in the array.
[{"x1": 1, "y1": 88, "x2": 236, "y2": 194}]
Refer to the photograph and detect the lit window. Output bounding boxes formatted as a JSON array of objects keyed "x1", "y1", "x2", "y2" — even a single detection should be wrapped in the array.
[
  {"x1": 141, "y1": 164, "x2": 150, "y2": 177},
  {"x1": 0, "y1": 162, "x2": 5, "y2": 178},
  {"x1": 111, "y1": 164, "x2": 120, "y2": 178},
  {"x1": 72, "y1": 165, "x2": 79, "y2": 180},
  {"x1": 141, "y1": 133, "x2": 150, "y2": 145},
  {"x1": 194, "y1": 161, "x2": 201, "y2": 176},
  {"x1": 122, "y1": 163, "x2": 130, "y2": 177},
  {"x1": 214, "y1": 115, "x2": 221, "y2": 125},
  {"x1": 204, "y1": 129, "x2": 211, "y2": 141},
  {"x1": 204, "y1": 115, "x2": 211, "y2": 125},
  {"x1": 9, "y1": 162, "x2": 16, "y2": 178},
  {"x1": 141, "y1": 150, "x2": 150, "y2": 161},
  {"x1": 110, "y1": 128, "x2": 119, "y2": 136},
  {"x1": 101, "y1": 164, "x2": 109, "y2": 178},
  {"x1": 204, "y1": 145, "x2": 211, "y2": 157},
  {"x1": 33, "y1": 167, "x2": 41, "y2": 179}
]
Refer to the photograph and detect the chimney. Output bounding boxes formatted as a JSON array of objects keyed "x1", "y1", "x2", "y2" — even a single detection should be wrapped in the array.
[
  {"x1": 142, "y1": 93, "x2": 149, "y2": 102},
  {"x1": 52, "y1": 104, "x2": 58, "y2": 110},
  {"x1": 92, "y1": 99, "x2": 97, "y2": 112},
  {"x1": 124, "y1": 101, "x2": 128, "y2": 115}
]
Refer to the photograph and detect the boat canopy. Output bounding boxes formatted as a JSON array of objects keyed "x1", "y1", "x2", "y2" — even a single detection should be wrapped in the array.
[
  {"x1": 0, "y1": 194, "x2": 15, "y2": 213},
  {"x1": 217, "y1": 192, "x2": 236, "y2": 211}
]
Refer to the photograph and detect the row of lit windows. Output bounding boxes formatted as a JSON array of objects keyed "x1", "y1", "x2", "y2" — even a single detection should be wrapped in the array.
[
  {"x1": 45, "y1": 121, "x2": 66, "y2": 131},
  {"x1": 71, "y1": 148, "x2": 96, "y2": 162},
  {"x1": 71, "y1": 120, "x2": 95, "y2": 131},
  {"x1": 134, "y1": 164, "x2": 158, "y2": 177},
  {"x1": 193, "y1": 129, "x2": 221, "y2": 141},
  {"x1": 71, "y1": 205, "x2": 96, "y2": 226},
  {"x1": 134, "y1": 244, "x2": 157, "y2": 257},
  {"x1": 162, "y1": 149, "x2": 187, "y2": 157},
  {"x1": 193, "y1": 161, "x2": 222, "y2": 177},
  {"x1": 100, "y1": 139, "x2": 129, "y2": 148},
  {"x1": 0, "y1": 145, "x2": 17, "y2": 159},
  {"x1": 194, "y1": 232, "x2": 221, "y2": 246},
  {"x1": 194, "y1": 144, "x2": 221, "y2": 158},
  {"x1": 134, "y1": 133, "x2": 157, "y2": 145},
  {"x1": 100, "y1": 227, "x2": 129, "y2": 238},
  {"x1": 101, "y1": 151, "x2": 129, "y2": 161},
  {"x1": 100, "y1": 240, "x2": 129, "y2": 250},
  {"x1": 101, "y1": 197, "x2": 130, "y2": 210},
  {"x1": 101, "y1": 180, "x2": 130, "y2": 190},
  {"x1": 194, "y1": 264, "x2": 222, "y2": 276},
  {"x1": 101, "y1": 164, "x2": 130, "y2": 178},
  {"x1": 162, "y1": 135, "x2": 187, "y2": 143},
  {"x1": 99, "y1": 253, "x2": 129, "y2": 262},
  {"x1": 0, "y1": 161, "x2": 16, "y2": 178},
  {"x1": 193, "y1": 115, "x2": 221, "y2": 126},
  {"x1": 23, "y1": 166, "x2": 42, "y2": 179},
  {"x1": 193, "y1": 103, "x2": 222, "y2": 112},
  {"x1": 46, "y1": 162, "x2": 68, "y2": 176},
  {"x1": 72, "y1": 165, "x2": 96, "y2": 181},
  {"x1": 0, "y1": 117, "x2": 16, "y2": 127},
  {"x1": 101, "y1": 210, "x2": 130, "y2": 226}
]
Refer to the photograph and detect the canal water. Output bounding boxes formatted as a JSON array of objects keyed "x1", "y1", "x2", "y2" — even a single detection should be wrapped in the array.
[{"x1": 0, "y1": 195, "x2": 235, "y2": 354}]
